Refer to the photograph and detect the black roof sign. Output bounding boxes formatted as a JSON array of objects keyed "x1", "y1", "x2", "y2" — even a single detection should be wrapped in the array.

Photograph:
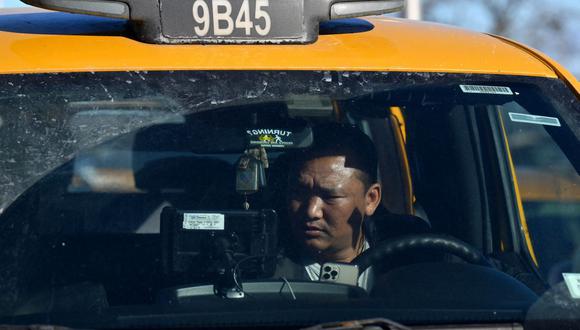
[{"x1": 21, "y1": 0, "x2": 405, "y2": 44}]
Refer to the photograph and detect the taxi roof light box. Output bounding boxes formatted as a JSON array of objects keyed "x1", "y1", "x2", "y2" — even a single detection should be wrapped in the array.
[{"x1": 21, "y1": 0, "x2": 405, "y2": 44}]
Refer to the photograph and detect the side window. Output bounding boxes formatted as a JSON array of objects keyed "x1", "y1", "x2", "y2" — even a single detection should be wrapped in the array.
[{"x1": 500, "y1": 103, "x2": 580, "y2": 284}]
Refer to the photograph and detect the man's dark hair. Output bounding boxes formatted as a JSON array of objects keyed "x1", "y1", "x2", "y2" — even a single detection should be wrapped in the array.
[{"x1": 290, "y1": 123, "x2": 378, "y2": 189}]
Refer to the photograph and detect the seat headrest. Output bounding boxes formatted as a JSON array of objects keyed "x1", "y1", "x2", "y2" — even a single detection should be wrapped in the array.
[{"x1": 365, "y1": 206, "x2": 431, "y2": 245}]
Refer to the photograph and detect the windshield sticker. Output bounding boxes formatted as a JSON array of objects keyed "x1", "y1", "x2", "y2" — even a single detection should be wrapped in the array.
[
  {"x1": 508, "y1": 112, "x2": 561, "y2": 127},
  {"x1": 563, "y1": 273, "x2": 580, "y2": 299},
  {"x1": 247, "y1": 129, "x2": 294, "y2": 148},
  {"x1": 183, "y1": 213, "x2": 225, "y2": 231},
  {"x1": 460, "y1": 85, "x2": 513, "y2": 95}
]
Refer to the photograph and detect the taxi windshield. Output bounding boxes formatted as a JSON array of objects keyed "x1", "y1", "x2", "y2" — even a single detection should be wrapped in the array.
[{"x1": 0, "y1": 71, "x2": 578, "y2": 328}]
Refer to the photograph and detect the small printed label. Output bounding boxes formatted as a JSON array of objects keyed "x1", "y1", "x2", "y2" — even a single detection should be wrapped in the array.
[
  {"x1": 183, "y1": 213, "x2": 225, "y2": 230},
  {"x1": 246, "y1": 128, "x2": 294, "y2": 148},
  {"x1": 460, "y1": 85, "x2": 513, "y2": 95},
  {"x1": 563, "y1": 273, "x2": 580, "y2": 299},
  {"x1": 508, "y1": 112, "x2": 561, "y2": 127}
]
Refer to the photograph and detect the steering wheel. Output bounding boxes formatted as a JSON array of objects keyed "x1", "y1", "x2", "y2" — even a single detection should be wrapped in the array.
[{"x1": 351, "y1": 234, "x2": 492, "y2": 273}]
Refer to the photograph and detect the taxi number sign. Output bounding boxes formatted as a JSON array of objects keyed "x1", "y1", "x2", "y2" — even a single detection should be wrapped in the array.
[{"x1": 160, "y1": 0, "x2": 304, "y2": 42}]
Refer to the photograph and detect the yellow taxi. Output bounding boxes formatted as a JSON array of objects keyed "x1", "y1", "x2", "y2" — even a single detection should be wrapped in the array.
[{"x1": 0, "y1": 0, "x2": 579, "y2": 328}]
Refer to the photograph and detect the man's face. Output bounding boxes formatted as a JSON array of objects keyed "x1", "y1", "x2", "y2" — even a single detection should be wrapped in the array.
[{"x1": 287, "y1": 155, "x2": 381, "y2": 263}]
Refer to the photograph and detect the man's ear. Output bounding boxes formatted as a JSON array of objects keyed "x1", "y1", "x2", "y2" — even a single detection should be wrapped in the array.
[{"x1": 364, "y1": 183, "x2": 382, "y2": 216}]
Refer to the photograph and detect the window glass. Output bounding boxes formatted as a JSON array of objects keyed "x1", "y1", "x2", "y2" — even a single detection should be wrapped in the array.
[
  {"x1": 501, "y1": 104, "x2": 580, "y2": 283},
  {"x1": 0, "y1": 71, "x2": 578, "y2": 327}
]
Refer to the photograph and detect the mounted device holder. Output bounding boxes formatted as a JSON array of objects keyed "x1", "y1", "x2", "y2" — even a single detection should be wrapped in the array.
[{"x1": 160, "y1": 207, "x2": 278, "y2": 298}]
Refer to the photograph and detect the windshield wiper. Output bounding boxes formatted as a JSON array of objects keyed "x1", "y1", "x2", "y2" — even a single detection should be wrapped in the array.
[
  {"x1": 303, "y1": 318, "x2": 410, "y2": 330},
  {"x1": 0, "y1": 325, "x2": 83, "y2": 330}
]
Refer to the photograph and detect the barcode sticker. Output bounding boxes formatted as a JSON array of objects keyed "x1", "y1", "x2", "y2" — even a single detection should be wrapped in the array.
[
  {"x1": 563, "y1": 273, "x2": 580, "y2": 299},
  {"x1": 508, "y1": 112, "x2": 561, "y2": 127},
  {"x1": 460, "y1": 85, "x2": 513, "y2": 95},
  {"x1": 183, "y1": 213, "x2": 225, "y2": 230}
]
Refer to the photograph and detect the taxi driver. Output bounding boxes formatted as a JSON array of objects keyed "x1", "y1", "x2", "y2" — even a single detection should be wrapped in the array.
[{"x1": 279, "y1": 124, "x2": 382, "y2": 288}]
